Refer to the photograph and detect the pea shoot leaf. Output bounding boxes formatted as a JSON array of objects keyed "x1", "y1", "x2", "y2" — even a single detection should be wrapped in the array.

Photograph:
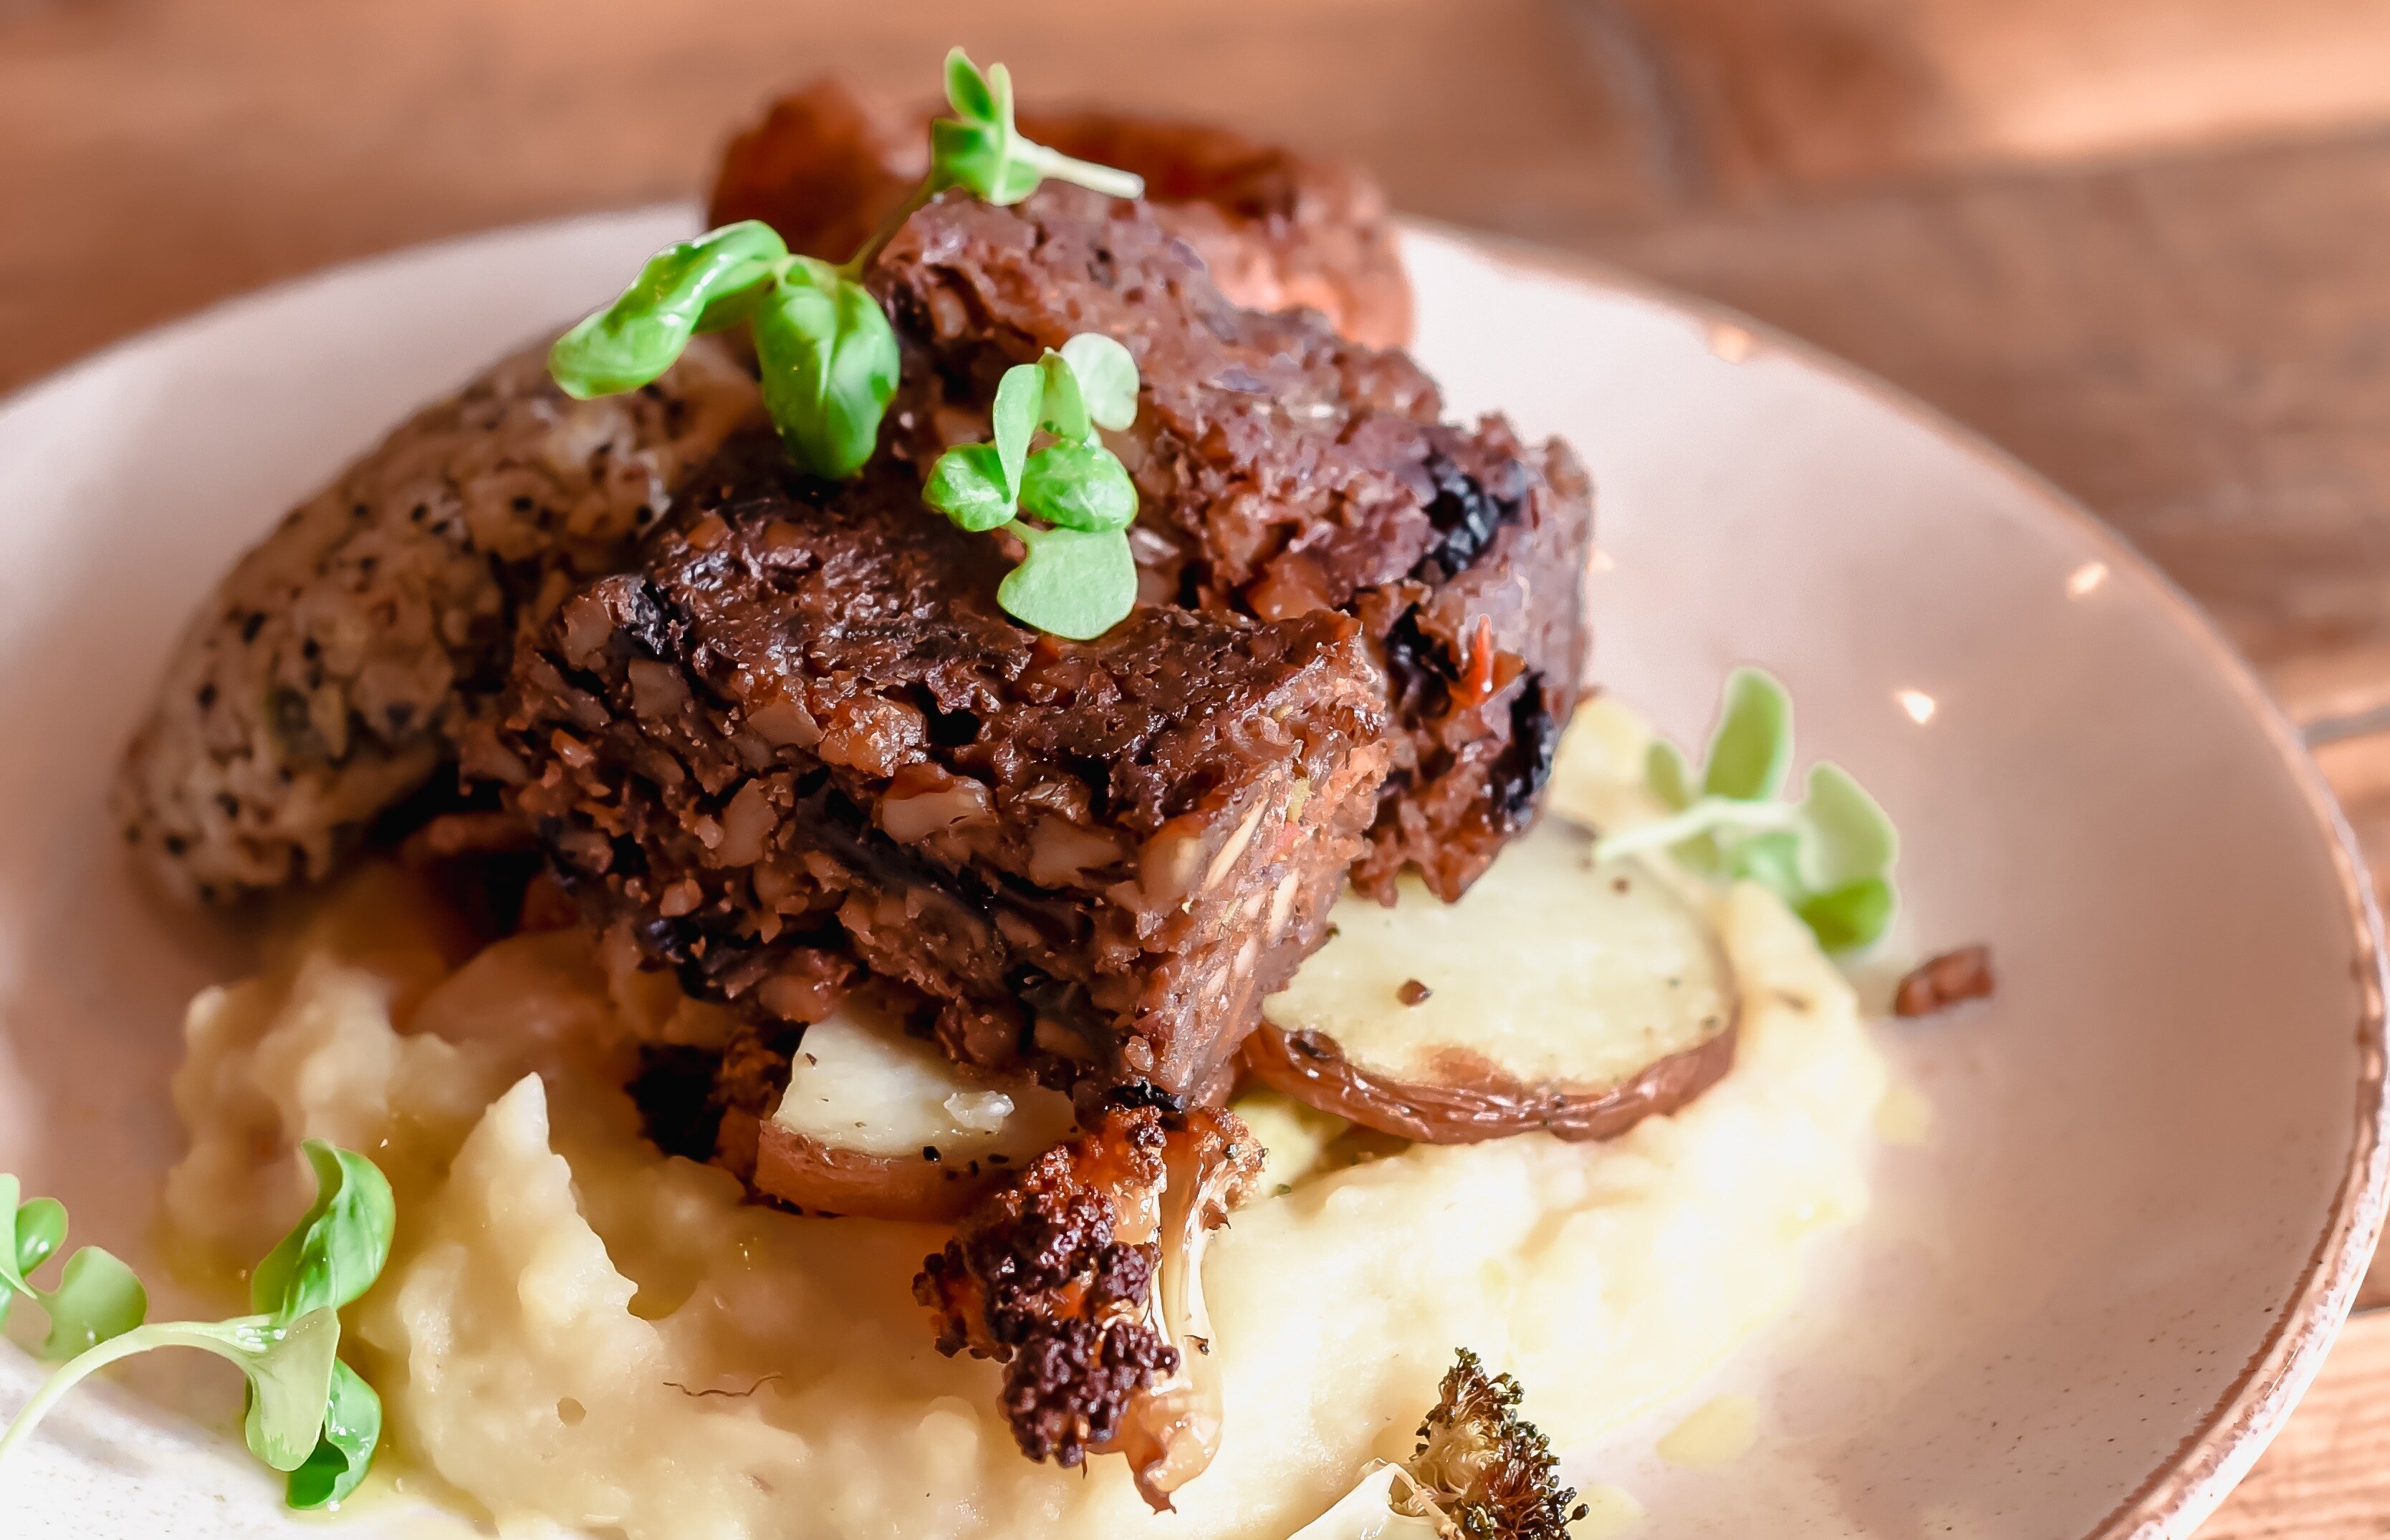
[
  {"x1": 285, "y1": 1359, "x2": 382, "y2": 1508},
  {"x1": 234, "y1": 1306, "x2": 344, "y2": 1471},
  {"x1": 992, "y1": 362, "x2": 1043, "y2": 494},
  {"x1": 1595, "y1": 667, "x2": 1900, "y2": 952},
  {"x1": 1730, "y1": 829, "x2": 1804, "y2": 900},
  {"x1": 944, "y1": 46, "x2": 997, "y2": 124},
  {"x1": 1646, "y1": 738, "x2": 1694, "y2": 812},
  {"x1": 1037, "y1": 350, "x2": 1090, "y2": 441},
  {"x1": 38, "y1": 1247, "x2": 147, "y2": 1359},
  {"x1": 753, "y1": 257, "x2": 901, "y2": 480},
  {"x1": 1, "y1": 1177, "x2": 64, "y2": 1328},
  {"x1": 925, "y1": 444, "x2": 1018, "y2": 532},
  {"x1": 1060, "y1": 333, "x2": 1138, "y2": 430},
  {"x1": 920, "y1": 330, "x2": 1145, "y2": 640},
  {"x1": 998, "y1": 525, "x2": 1138, "y2": 640},
  {"x1": 1798, "y1": 762, "x2": 1896, "y2": 891},
  {"x1": 934, "y1": 49, "x2": 1146, "y2": 205},
  {"x1": 549, "y1": 221, "x2": 788, "y2": 398},
  {"x1": 1798, "y1": 877, "x2": 1897, "y2": 954},
  {"x1": 1702, "y1": 667, "x2": 1792, "y2": 801},
  {"x1": 250, "y1": 1140, "x2": 394, "y2": 1325},
  {"x1": 1021, "y1": 441, "x2": 1137, "y2": 532}
]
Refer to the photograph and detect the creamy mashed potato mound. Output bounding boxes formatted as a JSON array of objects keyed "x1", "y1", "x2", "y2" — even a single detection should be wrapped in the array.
[{"x1": 163, "y1": 701, "x2": 1883, "y2": 1540}]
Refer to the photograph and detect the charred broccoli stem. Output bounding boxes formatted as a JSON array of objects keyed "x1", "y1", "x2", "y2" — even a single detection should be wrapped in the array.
[
  {"x1": 1397, "y1": 1349, "x2": 1588, "y2": 1540},
  {"x1": 913, "y1": 1105, "x2": 1259, "y2": 1509}
]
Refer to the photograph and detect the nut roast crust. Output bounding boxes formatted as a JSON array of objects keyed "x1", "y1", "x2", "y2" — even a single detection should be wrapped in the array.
[
  {"x1": 872, "y1": 186, "x2": 1592, "y2": 903},
  {"x1": 502, "y1": 441, "x2": 1393, "y2": 1100}
]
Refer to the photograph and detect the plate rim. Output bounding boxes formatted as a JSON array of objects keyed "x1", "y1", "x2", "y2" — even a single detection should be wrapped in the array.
[{"x1": 4, "y1": 205, "x2": 2384, "y2": 1539}]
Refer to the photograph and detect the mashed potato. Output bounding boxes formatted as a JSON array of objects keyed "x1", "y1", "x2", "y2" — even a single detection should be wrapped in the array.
[{"x1": 162, "y1": 703, "x2": 1883, "y2": 1540}]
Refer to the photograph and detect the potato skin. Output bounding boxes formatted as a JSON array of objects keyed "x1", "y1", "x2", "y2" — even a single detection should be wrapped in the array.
[
  {"x1": 752, "y1": 1119, "x2": 1008, "y2": 1223},
  {"x1": 1240, "y1": 1019, "x2": 1737, "y2": 1145}
]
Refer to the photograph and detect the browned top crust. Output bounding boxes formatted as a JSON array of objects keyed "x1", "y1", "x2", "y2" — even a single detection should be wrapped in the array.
[
  {"x1": 706, "y1": 77, "x2": 1413, "y2": 348},
  {"x1": 1014, "y1": 107, "x2": 1413, "y2": 351},
  {"x1": 873, "y1": 187, "x2": 1593, "y2": 901},
  {"x1": 502, "y1": 437, "x2": 1393, "y2": 1099}
]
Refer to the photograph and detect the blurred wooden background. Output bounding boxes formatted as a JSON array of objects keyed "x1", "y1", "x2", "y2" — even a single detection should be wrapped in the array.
[{"x1": 10, "y1": 0, "x2": 2390, "y2": 1531}]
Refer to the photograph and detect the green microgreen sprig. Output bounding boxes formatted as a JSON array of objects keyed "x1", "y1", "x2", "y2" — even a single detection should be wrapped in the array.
[
  {"x1": 931, "y1": 49, "x2": 1145, "y2": 205},
  {"x1": 549, "y1": 222, "x2": 901, "y2": 480},
  {"x1": 924, "y1": 333, "x2": 1143, "y2": 639},
  {"x1": 1593, "y1": 667, "x2": 1900, "y2": 951},
  {"x1": 549, "y1": 47, "x2": 1143, "y2": 495},
  {"x1": 0, "y1": 1140, "x2": 395, "y2": 1510}
]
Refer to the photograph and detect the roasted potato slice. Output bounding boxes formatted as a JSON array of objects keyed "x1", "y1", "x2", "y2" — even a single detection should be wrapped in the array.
[
  {"x1": 757, "y1": 1003, "x2": 1077, "y2": 1221},
  {"x1": 1246, "y1": 823, "x2": 1737, "y2": 1143}
]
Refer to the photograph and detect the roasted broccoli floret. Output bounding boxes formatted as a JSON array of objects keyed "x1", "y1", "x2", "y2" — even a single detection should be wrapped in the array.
[
  {"x1": 1393, "y1": 1349, "x2": 1586, "y2": 1540},
  {"x1": 914, "y1": 1104, "x2": 1260, "y2": 1510}
]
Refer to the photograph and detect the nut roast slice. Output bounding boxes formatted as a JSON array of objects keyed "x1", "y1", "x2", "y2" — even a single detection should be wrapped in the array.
[
  {"x1": 504, "y1": 439, "x2": 1393, "y2": 1102},
  {"x1": 870, "y1": 186, "x2": 1592, "y2": 902}
]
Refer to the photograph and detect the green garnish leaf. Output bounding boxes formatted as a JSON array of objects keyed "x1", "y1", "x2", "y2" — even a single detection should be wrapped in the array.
[
  {"x1": 1727, "y1": 829, "x2": 1804, "y2": 901},
  {"x1": 1702, "y1": 666, "x2": 1792, "y2": 802},
  {"x1": 991, "y1": 362, "x2": 1044, "y2": 494},
  {"x1": 1059, "y1": 333, "x2": 1138, "y2": 430},
  {"x1": 1, "y1": 1178, "x2": 64, "y2": 1329},
  {"x1": 287, "y1": 1360, "x2": 382, "y2": 1510},
  {"x1": 934, "y1": 49, "x2": 1146, "y2": 205},
  {"x1": 1020, "y1": 441, "x2": 1137, "y2": 532},
  {"x1": 921, "y1": 331, "x2": 1144, "y2": 640},
  {"x1": 1646, "y1": 738, "x2": 1694, "y2": 812},
  {"x1": 37, "y1": 1247, "x2": 146, "y2": 1359},
  {"x1": 943, "y1": 46, "x2": 997, "y2": 124},
  {"x1": 1037, "y1": 350, "x2": 1090, "y2": 441},
  {"x1": 249, "y1": 1140, "x2": 395, "y2": 1325},
  {"x1": 1594, "y1": 667, "x2": 1899, "y2": 953},
  {"x1": 549, "y1": 221, "x2": 789, "y2": 398},
  {"x1": 1798, "y1": 877, "x2": 1897, "y2": 954},
  {"x1": 999, "y1": 525, "x2": 1138, "y2": 640},
  {"x1": 752, "y1": 257, "x2": 901, "y2": 480},
  {"x1": 1798, "y1": 762, "x2": 1897, "y2": 891},
  {"x1": 236, "y1": 1306, "x2": 344, "y2": 1472},
  {"x1": 925, "y1": 443, "x2": 1018, "y2": 531},
  {"x1": 0, "y1": 1145, "x2": 395, "y2": 1511}
]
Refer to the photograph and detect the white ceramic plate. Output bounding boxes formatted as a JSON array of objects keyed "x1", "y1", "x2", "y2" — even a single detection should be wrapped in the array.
[{"x1": 0, "y1": 208, "x2": 2381, "y2": 1539}]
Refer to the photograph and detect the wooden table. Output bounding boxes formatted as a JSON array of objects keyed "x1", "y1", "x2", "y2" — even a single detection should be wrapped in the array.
[{"x1": 9, "y1": 0, "x2": 2390, "y2": 1531}]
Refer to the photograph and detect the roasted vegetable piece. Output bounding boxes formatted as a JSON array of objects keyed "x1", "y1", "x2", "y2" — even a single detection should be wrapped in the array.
[
  {"x1": 754, "y1": 1001, "x2": 1078, "y2": 1222},
  {"x1": 914, "y1": 1105, "x2": 1260, "y2": 1510},
  {"x1": 1246, "y1": 823, "x2": 1737, "y2": 1144},
  {"x1": 1397, "y1": 1349, "x2": 1586, "y2": 1540}
]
